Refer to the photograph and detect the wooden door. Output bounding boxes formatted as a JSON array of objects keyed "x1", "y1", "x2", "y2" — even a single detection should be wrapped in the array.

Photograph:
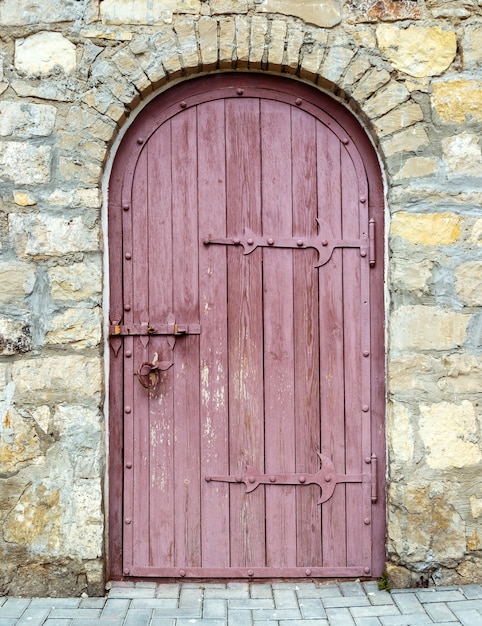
[{"x1": 109, "y1": 74, "x2": 385, "y2": 579}]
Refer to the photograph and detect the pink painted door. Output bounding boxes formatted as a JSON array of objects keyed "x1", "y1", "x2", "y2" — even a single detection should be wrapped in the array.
[{"x1": 109, "y1": 74, "x2": 385, "y2": 579}]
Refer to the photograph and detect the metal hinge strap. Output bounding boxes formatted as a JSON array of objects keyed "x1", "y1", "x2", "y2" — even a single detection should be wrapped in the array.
[{"x1": 109, "y1": 323, "x2": 200, "y2": 337}]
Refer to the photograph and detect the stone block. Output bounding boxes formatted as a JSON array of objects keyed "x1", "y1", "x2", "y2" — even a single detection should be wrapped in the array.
[
  {"x1": 300, "y1": 31, "x2": 329, "y2": 80},
  {"x1": 0, "y1": 404, "x2": 44, "y2": 475},
  {"x1": 284, "y1": 24, "x2": 304, "y2": 73},
  {"x1": 387, "y1": 402, "x2": 414, "y2": 464},
  {"x1": 428, "y1": 0, "x2": 473, "y2": 18},
  {"x1": 48, "y1": 260, "x2": 102, "y2": 303},
  {"x1": 420, "y1": 400, "x2": 481, "y2": 469},
  {"x1": 347, "y1": 0, "x2": 422, "y2": 22},
  {"x1": 381, "y1": 125, "x2": 429, "y2": 157},
  {"x1": 351, "y1": 67, "x2": 391, "y2": 102},
  {"x1": 374, "y1": 101, "x2": 424, "y2": 137},
  {"x1": 0, "y1": 142, "x2": 51, "y2": 184},
  {"x1": 255, "y1": 0, "x2": 341, "y2": 28},
  {"x1": 198, "y1": 17, "x2": 218, "y2": 70},
  {"x1": 47, "y1": 188, "x2": 101, "y2": 209},
  {"x1": 391, "y1": 257, "x2": 433, "y2": 295},
  {"x1": 15, "y1": 32, "x2": 77, "y2": 75},
  {"x1": 249, "y1": 16, "x2": 268, "y2": 69},
  {"x1": 0, "y1": 262, "x2": 35, "y2": 304},
  {"x1": 389, "y1": 354, "x2": 442, "y2": 396},
  {"x1": 0, "y1": 102, "x2": 57, "y2": 138},
  {"x1": 320, "y1": 43, "x2": 355, "y2": 84},
  {"x1": 9, "y1": 214, "x2": 100, "y2": 259},
  {"x1": 462, "y1": 22, "x2": 482, "y2": 69},
  {"x1": 46, "y1": 307, "x2": 102, "y2": 351},
  {"x1": 101, "y1": 0, "x2": 201, "y2": 24},
  {"x1": 12, "y1": 355, "x2": 102, "y2": 404},
  {"x1": 174, "y1": 18, "x2": 200, "y2": 73},
  {"x1": 62, "y1": 480, "x2": 103, "y2": 559},
  {"x1": 432, "y1": 79, "x2": 482, "y2": 123},
  {"x1": 211, "y1": 0, "x2": 248, "y2": 14},
  {"x1": 376, "y1": 24, "x2": 456, "y2": 78},
  {"x1": 394, "y1": 156, "x2": 437, "y2": 179},
  {"x1": 0, "y1": 319, "x2": 32, "y2": 355},
  {"x1": 267, "y1": 20, "x2": 287, "y2": 71},
  {"x1": 455, "y1": 261, "x2": 482, "y2": 306},
  {"x1": 0, "y1": 0, "x2": 83, "y2": 25},
  {"x1": 390, "y1": 211, "x2": 461, "y2": 245},
  {"x1": 235, "y1": 16, "x2": 250, "y2": 66},
  {"x1": 442, "y1": 133, "x2": 482, "y2": 176},
  {"x1": 390, "y1": 305, "x2": 470, "y2": 351},
  {"x1": 438, "y1": 354, "x2": 482, "y2": 394},
  {"x1": 153, "y1": 28, "x2": 183, "y2": 77},
  {"x1": 219, "y1": 17, "x2": 236, "y2": 68},
  {"x1": 340, "y1": 56, "x2": 372, "y2": 93},
  {"x1": 10, "y1": 77, "x2": 76, "y2": 103},
  {"x1": 363, "y1": 82, "x2": 410, "y2": 119}
]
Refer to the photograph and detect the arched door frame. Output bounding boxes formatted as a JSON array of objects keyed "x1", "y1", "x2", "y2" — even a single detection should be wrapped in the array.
[{"x1": 105, "y1": 71, "x2": 386, "y2": 580}]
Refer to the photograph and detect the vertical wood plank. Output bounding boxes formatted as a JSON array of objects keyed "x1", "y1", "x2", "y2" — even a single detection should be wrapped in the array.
[
  {"x1": 291, "y1": 107, "x2": 322, "y2": 567},
  {"x1": 261, "y1": 99, "x2": 297, "y2": 568},
  {"x1": 147, "y1": 123, "x2": 175, "y2": 567},
  {"x1": 131, "y1": 148, "x2": 151, "y2": 567},
  {"x1": 341, "y1": 149, "x2": 363, "y2": 568},
  {"x1": 317, "y1": 123, "x2": 347, "y2": 568},
  {"x1": 171, "y1": 107, "x2": 202, "y2": 568},
  {"x1": 197, "y1": 100, "x2": 230, "y2": 567},
  {"x1": 226, "y1": 98, "x2": 265, "y2": 567}
]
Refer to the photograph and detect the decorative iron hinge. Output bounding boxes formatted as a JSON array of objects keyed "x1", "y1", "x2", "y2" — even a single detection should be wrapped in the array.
[
  {"x1": 109, "y1": 322, "x2": 200, "y2": 337},
  {"x1": 205, "y1": 453, "x2": 364, "y2": 505},
  {"x1": 204, "y1": 222, "x2": 371, "y2": 268}
]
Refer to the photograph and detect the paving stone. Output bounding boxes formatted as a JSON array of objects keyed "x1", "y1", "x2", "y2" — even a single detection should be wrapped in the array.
[
  {"x1": 252, "y1": 607, "x2": 301, "y2": 619},
  {"x1": 43, "y1": 621, "x2": 73, "y2": 626},
  {"x1": 250, "y1": 583, "x2": 273, "y2": 599},
  {"x1": 179, "y1": 587, "x2": 203, "y2": 607},
  {"x1": 177, "y1": 620, "x2": 225, "y2": 626},
  {"x1": 155, "y1": 584, "x2": 180, "y2": 598},
  {"x1": 449, "y1": 608, "x2": 482, "y2": 626},
  {"x1": 101, "y1": 599, "x2": 130, "y2": 618},
  {"x1": 28, "y1": 599, "x2": 81, "y2": 608},
  {"x1": 0, "y1": 599, "x2": 30, "y2": 618},
  {"x1": 298, "y1": 598, "x2": 326, "y2": 618},
  {"x1": 325, "y1": 607, "x2": 356, "y2": 626},
  {"x1": 391, "y1": 593, "x2": 424, "y2": 614},
  {"x1": 354, "y1": 618, "x2": 382, "y2": 626},
  {"x1": 203, "y1": 598, "x2": 227, "y2": 618},
  {"x1": 281, "y1": 621, "x2": 329, "y2": 626},
  {"x1": 150, "y1": 620, "x2": 175, "y2": 626},
  {"x1": 123, "y1": 608, "x2": 153, "y2": 626},
  {"x1": 416, "y1": 590, "x2": 466, "y2": 603},
  {"x1": 79, "y1": 598, "x2": 106, "y2": 609},
  {"x1": 317, "y1": 585, "x2": 343, "y2": 598},
  {"x1": 350, "y1": 605, "x2": 401, "y2": 618},
  {"x1": 340, "y1": 582, "x2": 366, "y2": 597},
  {"x1": 461, "y1": 585, "x2": 482, "y2": 600},
  {"x1": 323, "y1": 596, "x2": 371, "y2": 608},
  {"x1": 227, "y1": 608, "x2": 254, "y2": 625},
  {"x1": 0, "y1": 620, "x2": 17, "y2": 626},
  {"x1": 274, "y1": 588, "x2": 299, "y2": 608},
  {"x1": 424, "y1": 601, "x2": 456, "y2": 621},
  {"x1": 295, "y1": 583, "x2": 321, "y2": 599},
  {"x1": 49, "y1": 609, "x2": 102, "y2": 619},
  {"x1": 131, "y1": 599, "x2": 178, "y2": 609},
  {"x1": 446, "y1": 600, "x2": 482, "y2": 612},
  {"x1": 109, "y1": 587, "x2": 156, "y2": 599},
  {"x1": 228, "y1": 598, "x2": 274, "y2": 609},
  {"x1": 378, "y1": 615, "x2": 434, "y2": 625},
  {"x1": 15, "y1": 609, "x2": 50, "y2": 626}
]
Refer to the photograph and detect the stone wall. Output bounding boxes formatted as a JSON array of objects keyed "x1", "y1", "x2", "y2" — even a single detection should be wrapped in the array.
[{"x1": 0, "y1": 0, "x2": 481, "y2": 595}]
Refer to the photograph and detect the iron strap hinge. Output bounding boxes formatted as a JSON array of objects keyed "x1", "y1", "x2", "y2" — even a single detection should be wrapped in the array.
[{"x1": 109, "y1": 322, "x2": 201, "y2": 337}]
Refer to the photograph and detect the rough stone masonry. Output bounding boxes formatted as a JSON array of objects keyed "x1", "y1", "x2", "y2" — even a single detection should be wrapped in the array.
[{"x1": 0, "y1": 0, "x2": 481, "y2": 596}]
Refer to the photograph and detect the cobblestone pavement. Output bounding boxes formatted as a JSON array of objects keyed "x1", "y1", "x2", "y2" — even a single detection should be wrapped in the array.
[{"x1": 2, "y1": 581, "x2": 482, "y2": 625}]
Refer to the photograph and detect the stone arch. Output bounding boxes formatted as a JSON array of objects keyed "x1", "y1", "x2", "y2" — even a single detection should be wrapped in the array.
[{"x1": 80, "y1": 14, "x2": 424, "y2": 173}]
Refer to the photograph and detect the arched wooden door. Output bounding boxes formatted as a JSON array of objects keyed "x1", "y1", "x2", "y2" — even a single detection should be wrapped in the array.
[{"x1": 108, "y1": 74, "x2": 385, "y2": 579}]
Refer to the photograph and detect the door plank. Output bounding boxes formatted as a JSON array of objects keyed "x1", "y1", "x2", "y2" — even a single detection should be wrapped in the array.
[
  {"x1": 171, "y1": 108, "x2": 202, "y2": 568},
  {"x1": 317, "y1": 123, "x2": 347, "y2": 568},
  {"x1": 291, "y1": 107, "x2": 323, "y2": 567},
  {"x1": 147, "y1": 124, "x2": 175, "y2": 567},
  {"x1": 226, "y1": 98, "x2": 265, "y2": 567},
  {"x1": 260, "y1": 99, "x2": 297, "y2": 568},
  {"x1": 197, "y1": 100, "x2": 231, "y2": 567}
]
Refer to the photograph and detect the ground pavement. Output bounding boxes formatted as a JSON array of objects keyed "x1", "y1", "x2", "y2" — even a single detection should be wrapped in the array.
[{"x1": 2, "y1": 581, "x2": 482, "y2": 626}]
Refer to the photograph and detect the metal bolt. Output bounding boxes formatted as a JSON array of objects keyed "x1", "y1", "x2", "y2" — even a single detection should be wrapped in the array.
[
  {"x1": 125, "y1": 406, "x2": 131, "y2": 414},
  {"x1": 125, "y1": 252, "x2": 132, "y2": 260},
  {"x1": 237, "y1": 88, "x2": 244, "y2": 95},
  {"x1": 179, "y1": 569, "x2": 186, "y2": 577},
  {"x1": 360, "y1": 250, "x2": 367, "y2": 257},
  {"x1": 125, "y1": 518, "x2": 131, "y2": 524},
  {"x1": 137, "y1": 138, "x2": 144, "y2": 144},
  {"x1": 296, "y1": 98, "x2": 303, "y2": 106},
  {"x1": 248, "y1": 476, "x2": 256, "y2": 483},
  {"x1": 267, "y1": 238, "x2": 274, "y2": 245},
  {"x1": 325, "y1": 475, "x2": 332, "y2": 482},
  {"x1": 299, "y1": 475, "x2": 306, "y2": 483},
  {"x1": 364, "y1": 567, "x2": 370, "y2": 574},
  {"x1": 123, "y1": 204, "x2": 130, "y2": 211},
  {"x1": 322, "y1": 240, "x2": 328, "y2": 246},
  {"x1": 247, "y1": 238, "x2": 254, "y2": 245},
  {"x1": 364, "y1": 518, "x2": 371, "y2": 525},
  {"x1": 365, "y1": 457, "x2": 371, "y2": 464},
  {"x1": 342, "y1": 137, "x2": 349, "y2": 145},
  {"x1": 362, "y1": 405, "x2": 369, "y2": 412},
  {"x1": 124, "y1": 304, "x2": 131, "y2": 311},
  {"x1": 124, "y1": 569, "x2": 130, "y2": 575},
  {"x1": 360, "y1": 196, "x2": 366, "y2": 203},
  {"x1": 126, "y1": 462, "x2": 132, "y2": 469},
  {"x1": 297, "y1": 240, "x2": 304, "y2": 247},
  {"x1": 305, "y1": 568, "x2": 312, "y2": 576},
  {"x1": 269, "y1": 476, "x2": 276, "y2": 482},
  {"x1": 125, "y1": 351, "x2": 132, "y2": 358},
  {"x1": 180, "y1": 101, "x2": 187, "y2": 108},
  {"x1": 247, "y1": 569, "x2": 254, "y2": 577},
  {"x1": 363, "y1": 351, "x2": 369, "y2": 357}
]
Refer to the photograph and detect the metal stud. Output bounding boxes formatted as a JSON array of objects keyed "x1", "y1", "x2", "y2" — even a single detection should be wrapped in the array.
[
  {"x1": 364, "y1": 567, "x2": 371, "y2": 574},
  {"x1": 126, "y1": 462, "x2": 132, "y2": 469},
  {"x1": 125, "y1": 351, "x2": 132, "y2": 358},
  {"x1": 179, "y1": 569, "x2": 186, "y2": 577},
  {"x1": 364, "y1": 518, "x2": 371, "y2": 525},
  {"x1": 137, "y1": 138, "x2": 144, "y2": 144},
  {"x1": 125, "y1": 406, "x2": 131, "y2": 414},
  {"x1": 362, "y1": 405, "x2": 369, "y2": 412},
  {"x1": 123, "y1": 204, "x2": 130, "y2": 211},
  {"x1": 299, "y1": 475, "x2": 306, "y2": 483},
  {"x1": 247, "y1": 238, "x2": 254, "y2": 245},
  {"x1": 297, "y1": 240, "x2": 304, "y2": 247},
  {"x1": 305, "y1": 568, "x2": 312, "y2": 576},
  {"x1": 180, "y1": 101, "x2": 187, "y2": 108},
  {"x1": 125, "y1": 518, "x2": 131, "y2": 524},
  {"x1": 295, "y1": 98, "x2": 303, "y2": 106},
  {"x1": 342, "y1": 137, "x2": 349, "y2": 145},
  {"x1": 237, "y1": 88, "x2": 244, "y2": 96},
  {"x1": 124, "y1": 304, "x2": 131, "y2": 311},
  {"x1": 363, "y1": 351, "x2": 369, "y2": 357},
  {"x1": 125, "y1": 253, "x2": 132, "y2": 260},
  {"x1": 267, "y1": 238, "x2": 274, "y2": 246}
]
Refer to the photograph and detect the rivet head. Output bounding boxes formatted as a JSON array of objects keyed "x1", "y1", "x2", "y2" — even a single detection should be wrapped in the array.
[
  {"x1": 322, "y1": 240, "x2": 328, "y2": 246},
  {"x1": 267, "y1": 238, "x2": 274, "y2": 246},
  {"x1": 296, "y1": 98, "x2": 303, "y2": 106},
  {"x1": 124, "y1": 304, "x2": 131, "y2": 311},
  {"x1": 123, "y1": 204, "x2": 130, "y2": 211},
  {"x1": 180, "y1": 101, "x2": 187, "y2": 108},
  {"x1": 125, "y1": 252, "x2": 132, "y2": 260},
  {"x1": 363, "y1": 351, "x2": 369, "y2": 357},
  {"x1": 325, "y1": 475, "x2": 332, "y2": 482},
  {"x1": 179, "y1": 569, "x2": 186, "y2": 577},
  {"x1": 125, "y1": 518, "x2": 131, "y2": 524},
  {"x1": 233, "y1": 238, "x2": 241, "y2": 245},
  {"x1": 362, "y1": 405, "x2": 369, "y2": 412},
  {"x1": 137, "y1": 138, "x2": 144, "y2": 144},
  {"x1": 305, "y1": 568, "x2": 312, "y2": 576},
  {"x1": 360, "y1": 250, "x2": 367, "y2": 257},
  {"x1": 364, "y1": 567, "x2": 371, "y2": 575},
  {"x1": 269, "y1": 475, "x2": 276, "y2": 482},
  {"x1": 126, "y1": 462, "x2": 132, "y2": 469},
  {"x1": 299, "y1": 475, "x2": 306, "y2": 483},
  {"x1": 125, "y1": 351, "x2": 132, "y2": 357},
  {"x1": 248, "y1": 476, "x2": 256, "y2": 483},
  {"x1": 125, "y1": 406, "x2": 131, "y2": 414},
  {"x1": 237, "y1": 88, "x2": 244, "y2": 95},
  {"x1": 297, "y1": 240, "x2": 304, "y2": 247},
  {"x1": 123, "y1": 568, "x2": 130, "y2": 575},
  {"x1": 247, "y1": 569, "x2": 254, "y2": 577},
  {"x1": 342, "y1": 137, "x2": 349, "y2": 145},
  {"x1": 360, "y1": 196, "x2": 366, "y2": 203},
  {"x1": 365, "y1": 457, "x2": 371, "y2": 464},
  {"x1": 364, "y1": 518, "x2": 371, "y2": 525},
  {"x1": 247, "y1": 238, "x2": 254, "y2": 245}
]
